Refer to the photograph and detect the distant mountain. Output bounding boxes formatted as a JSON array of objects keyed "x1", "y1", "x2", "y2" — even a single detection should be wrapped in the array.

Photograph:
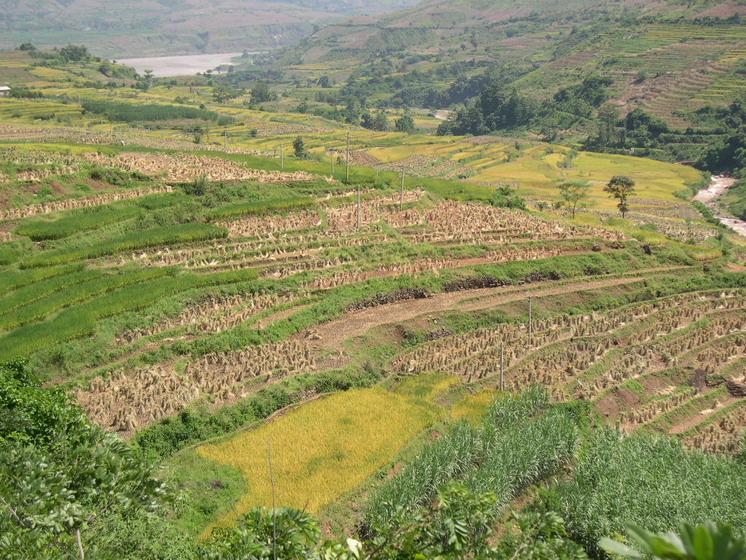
[
  {"x1": 287, "y1": 0, "x2": 746, "y2": 65},
  {"x1": 0, "y1": 0, "x2": 419, "y2": 57}
]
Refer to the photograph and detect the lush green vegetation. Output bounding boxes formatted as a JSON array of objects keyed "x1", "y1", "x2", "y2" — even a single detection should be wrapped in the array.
[
  {"x1": 20, "y1": 223, "x2": 226, "y2": 268},
  {"x1": 15, "y1": 201, "x2": 148, "y2": 241},
  {"x1": 81, "y1": 100, "x2": 223, "y2": 123},
  {"x1": 365, "y1": 389, "x2": 582, "y2": 530},
  {"x1": 0, "y1": 361, "x2": 172, "y2": 560},
  {"x1": 547, "y1": 429, "x2": 746, "y2": 556},
  {"x1": 1, "y1": 7, "x2": 745, "y2": 555}
]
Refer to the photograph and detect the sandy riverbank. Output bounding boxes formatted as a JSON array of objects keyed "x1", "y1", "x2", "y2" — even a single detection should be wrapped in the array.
[{"x1": 694, "y1": 175, "x2": 746, "y2": 237}]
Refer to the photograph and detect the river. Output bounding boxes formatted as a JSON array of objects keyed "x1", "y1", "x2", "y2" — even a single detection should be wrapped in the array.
[
  {"x1": 116, "y1": 52, "x2": 247, "y2": 77},
  {"x1": 694, "y1": 175, "x2": 746, "y2": 237}
]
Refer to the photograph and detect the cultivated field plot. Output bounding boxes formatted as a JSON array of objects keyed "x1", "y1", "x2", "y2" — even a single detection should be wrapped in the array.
[
  {"x1": 1, "y1": 134, "x2": 744, "y2": 544},
  {"x1": 197, "y1": 386, "x2": 441, "y2": 528},
  {"x1": 391, "y1": 287, "x2": 746, "y2": 454},
  {"x1": 0, "y1": 140, "x2": 740, "y2": 448},
  {"x1": 52, "y1": 187, "x2": 637, "y2": 435}
]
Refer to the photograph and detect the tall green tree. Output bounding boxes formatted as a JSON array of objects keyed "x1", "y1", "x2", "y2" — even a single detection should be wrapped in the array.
[
  {"x1": 395, "y1": 111, "x2": 416, "y2": 134},
  {"x1": 251, "y1": 82, "x2": 274, "y2": 103},
  {"x1": 293, "y1": 136, "x2": 307, "y2": 159},
  {"x1": 604, "y1": 175, "x2": 636, "y2": 218},
  {"x1": 596, "y1": 104, "x2": 620, "y2": 147},
  {"x1": 558, "y1": 180, "x2": 591, "y2": 218}
]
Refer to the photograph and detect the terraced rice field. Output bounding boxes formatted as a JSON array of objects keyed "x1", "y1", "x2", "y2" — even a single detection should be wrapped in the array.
[
  {"x1": 0, "y1": 131, "x2": 743, "y2": 540},
  {"x1": 197, "y1": 385, "x2": 441, "y2": 528}
]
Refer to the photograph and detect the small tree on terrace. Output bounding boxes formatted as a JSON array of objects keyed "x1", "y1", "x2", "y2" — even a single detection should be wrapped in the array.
[
  {"x1": 604, "y1": 175, "x2": 636, "y2": 218},
  {"x1": 372, "y1": 110, "x2": 390, "y2": 132},
  {"x1": 58, "y1": 44, "x2": 90, "y2": 62},
  {"x1": 293, "y1": 136, "x2": 307, "y2": 159},
  {"x1": 395, "y1": 111, "x2": 416, "y2": 134},
  {"x1": 251, "y1": 82, "x2": 274, "y2": 103},
  {"x1": 558, "y1": 180, "x2": 591, "y2": 218}
]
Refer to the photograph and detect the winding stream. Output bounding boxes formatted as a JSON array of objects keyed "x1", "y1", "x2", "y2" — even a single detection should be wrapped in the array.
[{"x1": 694, "y1": 175, "x2": 746, "y2": 237}]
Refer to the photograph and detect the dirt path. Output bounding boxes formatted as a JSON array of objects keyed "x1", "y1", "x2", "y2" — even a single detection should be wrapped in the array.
[
  {"x1": 305, "y1": 267, "x2": 686, "y2": 352},
  {"x1": 694, "y1": 175, "x2": 746, "y2": 237}
]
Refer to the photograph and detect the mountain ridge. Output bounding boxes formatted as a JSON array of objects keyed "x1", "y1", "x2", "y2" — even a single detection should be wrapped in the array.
[{"x1": 0, "y1": 0, "x2": 419, "y2": 57}]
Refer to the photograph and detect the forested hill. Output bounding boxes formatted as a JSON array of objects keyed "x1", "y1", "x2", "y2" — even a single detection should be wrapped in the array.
[
  {"x1": 267, "y1": 0, "x2": 745, "y2": 137},
  {"x1": 0, "y1": 0, "x2": 418, "y2": 57}
]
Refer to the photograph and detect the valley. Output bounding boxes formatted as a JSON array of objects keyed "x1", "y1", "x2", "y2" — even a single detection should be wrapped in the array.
[{"x1": 0, "y1": 2, "x2": 745, "y2": 559}]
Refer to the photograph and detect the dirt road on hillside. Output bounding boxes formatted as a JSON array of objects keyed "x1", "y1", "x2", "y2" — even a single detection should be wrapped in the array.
[{"x1": 305, "y1": 267, "x2": 689, "y2": 352}]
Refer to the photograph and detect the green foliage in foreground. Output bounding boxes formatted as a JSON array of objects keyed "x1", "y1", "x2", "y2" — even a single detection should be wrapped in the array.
[
  {"x1": 0, "y1": 361, "x2": 167, "y2": 560},
  {"x1": 3, "y1": 368, "x2": 744, "y2": 560},
  {"x1": 601, "y1": 522, "x2": 746, "y2": 560},
  {"x1": 197, "y1": 492, "x2": 588, "y2": 560},
  {"x1": 547, "y1": 429, "x2": 746, "y2": 557},
  {"x1": 365, "y1": 388, "x2": 583, "y2": 532}
]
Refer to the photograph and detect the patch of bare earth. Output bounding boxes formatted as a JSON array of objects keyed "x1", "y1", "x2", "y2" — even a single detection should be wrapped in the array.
[{"x1": 301, "y1": 268, "x2": 686, "y2": 353}]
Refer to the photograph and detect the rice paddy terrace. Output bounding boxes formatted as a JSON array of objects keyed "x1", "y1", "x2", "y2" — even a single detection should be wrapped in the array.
[
  {"x1": 274, "y1": 3, "x2": 746, "y2": 132},
  {"x1": 1, "y1": 49, "x2": 745, "y2": 546},
  {"x1": 1, "y1": 125, "x2": 745, "y2": 534}
]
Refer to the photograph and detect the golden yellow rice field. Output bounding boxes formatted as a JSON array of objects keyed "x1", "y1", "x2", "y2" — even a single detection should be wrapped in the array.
[{"x1": 197, "y1": 386, "x2": 442, "y2": 529}]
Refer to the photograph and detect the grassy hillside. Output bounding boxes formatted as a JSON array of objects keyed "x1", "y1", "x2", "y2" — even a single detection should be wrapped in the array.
[
  {"x1": 254, "y1": 0, "x2": 746, "y2": 139},
  {"x1": 0, "y1": 47, "x2": 744, "y2": 559}
]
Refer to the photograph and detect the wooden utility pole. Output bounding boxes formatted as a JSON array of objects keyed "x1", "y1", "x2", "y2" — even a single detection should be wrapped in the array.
[
  {"x1": 356, "y1": 187, "x2": 361, "y2": 230},
  {"x1": 400, "y1": 168, "x2": 405, "y2": 209},
  {"x1": 280, "y1": 145, "x2": 284, "y2": 171},
  {"x1": 528, "y1": 296, "x2": 533, "y2": 344},
  {"x1": 499, "y1": 345, "x2": 505, "y2": 392},
  {"x1": 223, "y1": 129, "x2": 227, "y2": 149},
  {"x1": 330, "y1": 150, "x2": 335, "y2": 178},
  {"x1": 345, "y1": 132, "x2": 350, "y2": 184}
]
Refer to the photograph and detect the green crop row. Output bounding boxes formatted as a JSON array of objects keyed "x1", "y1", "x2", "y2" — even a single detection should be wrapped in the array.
[
  {"x1": 16, "y1": 205, "x2": 143, "y2": 241},
  {"x1": 0, "y1": 264, "x2": 83, "y2": 295},
  {"x1": 14, "y1": 193, "x2": 185, "y2": 241},
  {"x1": 365, "y1": 388, "x2": 579, "y2": 527},
  {"x1": 0, "y1": 267, "x2": 103, "y2": 318},
  {"x1": 0, "y1": 267, "x2": 170, "y2": 330},
  {"x1": 20, "y1": 223, "x2": 227, "y2": 268},
  {"x1": 205, "y1": 196, "x2": 316, "y2": 221},
  {"x1": 547, "y1": 429, "x2": 746, "y2": 555},
  {"x1": 80, "y1": 99, "x2": 223, "y2": 123},
  {"x1": 0, "y1": 268, "x2": 257, "y2": 361}
]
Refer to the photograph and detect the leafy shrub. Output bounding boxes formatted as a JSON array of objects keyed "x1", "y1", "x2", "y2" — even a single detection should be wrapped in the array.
[
  {"x1": 82, "y1": 99, "x2": 220, "y2": 122},
  {"x1": 89, "y1": 165, "x2": 149, "y2": 185}
]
